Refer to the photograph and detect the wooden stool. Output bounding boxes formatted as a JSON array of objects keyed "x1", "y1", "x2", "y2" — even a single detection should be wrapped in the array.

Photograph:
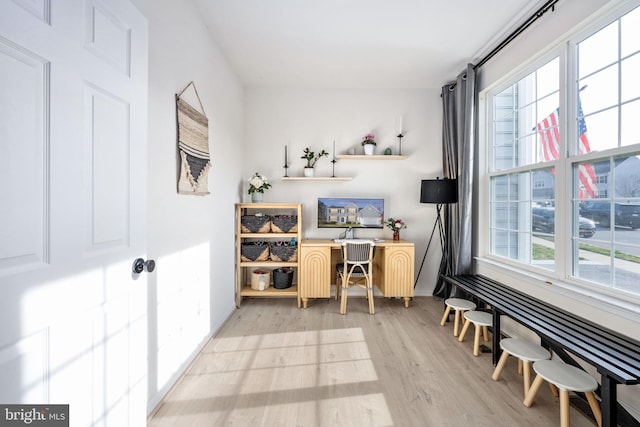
[
  {"x1": 458, "y1": 310, "x2": 492, "y2": 356},
  {"x1": 524, "y1": 359, "x2": 602, "y2": 427},
  {"x1": 492, "y1": 338, "x2": 550, "y2": 397},
  {"x1": 439, "y1": 298, "x2": 476, "y2": 337}
]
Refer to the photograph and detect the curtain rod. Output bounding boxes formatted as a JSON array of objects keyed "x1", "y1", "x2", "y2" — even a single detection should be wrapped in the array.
[{"x1": 473, "y1": 0, "x2": 560, "y2": 70}]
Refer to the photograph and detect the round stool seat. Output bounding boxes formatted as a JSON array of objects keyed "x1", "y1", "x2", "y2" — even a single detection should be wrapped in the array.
[
  {"x1": 532, "y1": 360, "x2": 598, "y2": 392},
  {"x1": 500, "y1": 338, "x2": 550, "y2": 362},
  {"x1": 445, "y1": 298, "x2": 476, "y2": 311},
  {"x1": 463, "y1": 310, "x2": 492, "y2": 326}
]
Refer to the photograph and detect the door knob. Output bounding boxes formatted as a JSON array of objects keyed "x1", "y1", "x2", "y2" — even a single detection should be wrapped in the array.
[{"x1": 132, "y1": 258, "x2": 155, "y2": 274}]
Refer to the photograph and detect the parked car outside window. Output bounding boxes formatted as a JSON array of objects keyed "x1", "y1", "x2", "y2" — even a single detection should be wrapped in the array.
[
  {"x1": 532, "y1": 206, "x2": 596, "y2": 238},
  {"x1": 579, "y1": 202, "x2": 640, "y2": 229}
]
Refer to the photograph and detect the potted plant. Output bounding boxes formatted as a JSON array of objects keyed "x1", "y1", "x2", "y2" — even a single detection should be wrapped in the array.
[
  {"x1": 247, "y1": 172, "x2": 271, "y2": 202},
  {"x1": 385, "y1": 217, "x2": 406, "y2": 240},
  {"x1": 301, "y1": 147, "x2": 329, "y2": 177},
  {"x1": 361, "y1": 133, "x2": 376, "y2": 155}
]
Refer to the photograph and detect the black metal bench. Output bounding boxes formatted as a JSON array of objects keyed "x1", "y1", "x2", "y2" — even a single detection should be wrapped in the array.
[{"x1": 443, "y1": 274, "x2": 640, "y2": 427}]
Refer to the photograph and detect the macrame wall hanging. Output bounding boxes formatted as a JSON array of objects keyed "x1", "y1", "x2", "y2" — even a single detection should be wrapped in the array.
[{"x1": 176, "y1": 81, "x2": 210, "y2": 195}]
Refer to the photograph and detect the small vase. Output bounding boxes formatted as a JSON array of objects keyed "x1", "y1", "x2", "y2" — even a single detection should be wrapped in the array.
[
  {"x1": 303, "y1": 167, "x2": 315, "y2": 177},
  {"x1": 251, "y1": 192, "x2": 263, "y2": 203},
  {"x1": 364, "y1": 144, "x2": 375, "y2": 155},
  {"x1": 393, "y1": 231, "x2": 400, "y2": 241}
]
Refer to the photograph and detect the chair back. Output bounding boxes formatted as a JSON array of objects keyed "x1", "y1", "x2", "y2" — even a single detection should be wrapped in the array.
[{"x1": 342, "y1": 239, "x2": 375, "y2": 265}]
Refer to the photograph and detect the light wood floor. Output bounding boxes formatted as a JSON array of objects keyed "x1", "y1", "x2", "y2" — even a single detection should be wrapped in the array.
[{"x1": 148, "y1": 296, "x2": 598, "y2": 427}]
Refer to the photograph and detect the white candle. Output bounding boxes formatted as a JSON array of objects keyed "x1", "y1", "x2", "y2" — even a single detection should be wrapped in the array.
[
  {"x1": 333, "y1": 140, "x2": 336, "y2": 159},
  {"x1": 398, "y1": 116, "x2": 403, "y2": 134}
]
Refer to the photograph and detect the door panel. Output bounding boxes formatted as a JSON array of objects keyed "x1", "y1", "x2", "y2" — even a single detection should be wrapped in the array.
[
  {"x1": 0, "y1": 38, "x2": 48, "y2": 272},
  {"x1": 0, "y1": 0, "x2": 148, "y2": 425}
]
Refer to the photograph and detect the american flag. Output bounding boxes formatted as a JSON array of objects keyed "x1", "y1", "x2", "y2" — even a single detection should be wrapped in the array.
[{"x1": 537, "y1": 107, "x2": 597, "y2": 198}]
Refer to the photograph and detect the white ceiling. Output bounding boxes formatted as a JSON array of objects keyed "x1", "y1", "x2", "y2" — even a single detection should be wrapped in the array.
[{"x1": 191, "y1": 0, "x2": 545, "y2": 89}]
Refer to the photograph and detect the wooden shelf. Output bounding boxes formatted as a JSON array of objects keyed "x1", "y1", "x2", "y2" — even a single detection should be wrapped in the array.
[
  {"x1": 239, "y1": 285, "x2": 298, "y2": 297},
  {"x1": 240, "y1": 233, "x2": 297, "y2": 239},
  {"x1": 239, "y1": 261, "x2": 298, "y2": 268},
  {"x1": 280, "y1": 176, "x2": 352, "y2": 181},
  {"x1": 336, "y1": 155, "x2": 407, "y2": 160}
]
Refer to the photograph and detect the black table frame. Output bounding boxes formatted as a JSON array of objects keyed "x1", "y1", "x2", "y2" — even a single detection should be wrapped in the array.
[{"x1": 443, "y1": 274, "x2": 640, "y2": 427}]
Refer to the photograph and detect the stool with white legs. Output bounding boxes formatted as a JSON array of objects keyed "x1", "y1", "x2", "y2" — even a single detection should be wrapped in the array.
[
  {"x1": 439, "y1": 298, "x2": 476, "y2": 337},
  {"x1": 458, "y1": 310, "x2": 492, "y2": 356},
  {"x1": 492, "y1": 338, "x2": 551, "y2": 397},
  {"x1": 523, "y1": 359, "x2": 602, "y2": 427}
]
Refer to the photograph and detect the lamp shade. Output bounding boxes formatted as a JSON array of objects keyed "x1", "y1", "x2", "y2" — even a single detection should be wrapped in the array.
[{"x1": 420, "y1": 178, "x2": 458, "y2": 204}]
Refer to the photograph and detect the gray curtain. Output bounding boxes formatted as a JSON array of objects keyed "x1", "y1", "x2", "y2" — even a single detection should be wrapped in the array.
[{"x1": 433, "y1": 64, "x2": 476, "y2": 298}]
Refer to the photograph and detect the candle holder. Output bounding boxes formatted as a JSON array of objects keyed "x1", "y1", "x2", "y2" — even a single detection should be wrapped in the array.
[
  {"x1": 397, "y1": 133, "x2": 404, "y2": 155},
  {"x1": 283, "y1": 145, "x2": 289, "y2": 177},
  {"x1": 331, "y1": 141, "x2": 337, "y2": 177}
]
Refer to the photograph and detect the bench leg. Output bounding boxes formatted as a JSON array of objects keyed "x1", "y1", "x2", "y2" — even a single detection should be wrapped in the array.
[{"x1": 492, "y1": 350, "x2": 510, "y2": 381}]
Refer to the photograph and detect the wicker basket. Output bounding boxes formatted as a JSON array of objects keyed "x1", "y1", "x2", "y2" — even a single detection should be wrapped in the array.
[
  {"x1": 251, "y1": 269, "x2": 271, "y2": 291},
  {"x1": 271, "y1": 215, "x2": 298, "y2": 233},
  {"x1": 241, "y1": 242, "x2": 269, "y2": 262},
  {"x1": 241, "y1": 215, "x2": 272, "y2": 233},
  {"x1": 269, "y1": 242, "x2": 297, "y2": 262}
]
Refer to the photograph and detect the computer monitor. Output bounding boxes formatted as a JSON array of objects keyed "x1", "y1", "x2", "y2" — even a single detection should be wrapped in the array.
[{"x1": 317, "y1": 197, "x2": 384, "y2": 229}]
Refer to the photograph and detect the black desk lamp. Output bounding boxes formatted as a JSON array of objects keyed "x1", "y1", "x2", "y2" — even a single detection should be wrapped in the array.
[{"x1": 414, "y1": 177, "x2": 458, "y2": 288}]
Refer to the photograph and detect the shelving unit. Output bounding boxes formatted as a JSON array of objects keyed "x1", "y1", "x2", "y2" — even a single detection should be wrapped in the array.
[
  {"x1": 235, "y1": 203, "x2": 302, "y2": 307},
  {"x1": 336, "y1": 155, "x2": 407, "y2": 160}
]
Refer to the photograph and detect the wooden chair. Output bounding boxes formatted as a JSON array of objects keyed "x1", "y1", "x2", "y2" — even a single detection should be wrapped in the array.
[
  {"x1": 336, "y1": 240, "x2": 375, "y2": 315},
  {"x1": 524, "y1": 359, "x2": 601, "y2": 427}
]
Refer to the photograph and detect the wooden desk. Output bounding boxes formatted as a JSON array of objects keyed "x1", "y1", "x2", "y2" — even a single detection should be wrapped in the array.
[
  {"x1": 299, "y1": 239, "x2": 415, "y2": 308},
  {"x1": 443, "y1": 274, "x2": 640, "y2": 427}
]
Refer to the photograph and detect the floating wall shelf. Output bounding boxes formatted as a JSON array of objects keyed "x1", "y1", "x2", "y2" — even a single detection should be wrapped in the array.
[
  {"x1": 281, "y1": 177, "x2": 352, "y2": 181},
  {"x1": 336, "y1": 155, "x2": 407, "y2": 160}
]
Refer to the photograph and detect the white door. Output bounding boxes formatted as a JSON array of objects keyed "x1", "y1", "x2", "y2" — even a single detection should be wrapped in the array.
[{"x1": 0, "y1": 1, "x2": 148, "y2": 425}]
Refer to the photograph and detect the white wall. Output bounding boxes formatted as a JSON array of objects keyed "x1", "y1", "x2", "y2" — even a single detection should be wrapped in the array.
[
  {"x1": 243, "y1": 87, "x2": 445, "y2": 295},
  {"x1": 131, "y1": 0, "x2": 244, "y2": 413}
]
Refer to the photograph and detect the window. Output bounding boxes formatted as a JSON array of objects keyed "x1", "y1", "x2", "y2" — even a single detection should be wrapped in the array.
[{"x1": 486, "y1": 4, "x2": 640, "y2": 299}]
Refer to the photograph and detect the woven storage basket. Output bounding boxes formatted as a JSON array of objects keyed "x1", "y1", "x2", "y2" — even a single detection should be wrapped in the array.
[
  {"x1": 251, "y1": 269, "x2": 271, "y2": 291},
  {"x1": 269, "y1": 242, "x2": 298, "y2": 262},
  {"x1": 241, "y1": 215, "x2": 272, "y2": 233},
  {"x1": 271, "y1": 215, "x2": 298, "y2": 233},
  {"x1": 241, "y1": 242, "x2": 269, "y2": 262}
]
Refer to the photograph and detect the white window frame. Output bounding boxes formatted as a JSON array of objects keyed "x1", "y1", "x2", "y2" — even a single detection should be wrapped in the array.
[{"x1": 478, "y1": 1, "x2": 640, "y2": 315}]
